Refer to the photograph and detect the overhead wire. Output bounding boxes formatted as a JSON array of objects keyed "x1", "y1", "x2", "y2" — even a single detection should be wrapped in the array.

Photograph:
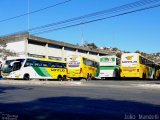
[
  {"x1": 28, "y1": 0, "x2": 159, "y2": 31},
  {"x1": 28, "y1": 0, "x2": 160, "y2": 34},
  {"x1": 1, "y1": 0, "x2": 160, "y2": 36},
  {"x1": 0, "y1": 0, "x2": 72, "y2": 23},
  {"x1": 32, "y1": 3, "x2": 160, "y2": 35}
]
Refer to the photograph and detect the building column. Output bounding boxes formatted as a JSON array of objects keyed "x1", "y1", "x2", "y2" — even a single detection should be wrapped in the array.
[
  {"x1": 45, "y1": 43, "x2": 48, "y2": 59},
  {"x1": 75, "y1": 49, "x2": 78, "y2": 55},
  {"x1": 24, "y1": 39, "x2": 28, "y2": 57},
  {"x1": 87, "y1": 51, "x2": 89, "y2": 57},
  {"x1": 61, "y1": 47, "x2": 65, "y2": 61}
]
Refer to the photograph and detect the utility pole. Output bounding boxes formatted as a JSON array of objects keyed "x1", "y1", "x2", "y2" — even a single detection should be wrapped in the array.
[
  {"x1": 81, "y1": 29, "x2": 84, "y2": 46},
  {"x1": 27, "y1": 0, "x2": 30, "y2": 31}
]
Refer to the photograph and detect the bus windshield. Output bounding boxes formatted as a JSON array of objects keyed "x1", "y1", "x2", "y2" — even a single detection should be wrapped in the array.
[
  {"x1": 121, "y1": 53, "x2": 138, "y2": 67},
  {"x1": 2, "y1": 59, "x2": 25, "y2": 73}
]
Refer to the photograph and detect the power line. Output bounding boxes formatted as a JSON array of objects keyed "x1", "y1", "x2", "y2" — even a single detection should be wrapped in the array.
[
  {"x1": 0, "y1": 0, "x2": 72, "y2": 23},
  {"x1": 32, "y1": 3, "x2": 160, "y2": 35},
  {"x1": 1, "y1": 0, "x2": 160, "y2": 37},
  {"x1": 27, "y1": 0, "x2": 160, "y2": 32}
]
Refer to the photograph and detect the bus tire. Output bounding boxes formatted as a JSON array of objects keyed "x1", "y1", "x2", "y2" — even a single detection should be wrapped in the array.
[
  {"x1": 58, "y1": 75, "x2": 62, "y2": 81},
  {"x1": 62, "y1": 75, "x2": 67, "y2": 81},
  {"x1": 142, "y1": 73, "x2": 146, "y2": 79},
  {"x1": 114, "y1": 69, "x2": 120, "y2": 79},
  {"x1": 23, "y1": 74, "x2": 30, "y2": 80},
  {"x1": 87, "y1": 74, "x2": 92, "y2": 81},
  {"x1": 153, "y1": 75, "x2": 155, "y2": 80}
]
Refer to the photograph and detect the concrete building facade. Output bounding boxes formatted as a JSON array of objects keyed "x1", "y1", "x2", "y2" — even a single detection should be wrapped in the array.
[{"x1": 0, "y1": 32, "x2": 108, "y2": 61}]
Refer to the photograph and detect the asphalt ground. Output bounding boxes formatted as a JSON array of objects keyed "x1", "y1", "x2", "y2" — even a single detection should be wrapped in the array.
[{"x1": 0, "y1": 80, "x2": 160, "y2": 120}]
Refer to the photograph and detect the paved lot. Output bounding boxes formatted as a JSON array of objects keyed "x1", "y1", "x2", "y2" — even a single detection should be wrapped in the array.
[{"x1": 0, "y1": 80, "x2": 160, "y2": 120}]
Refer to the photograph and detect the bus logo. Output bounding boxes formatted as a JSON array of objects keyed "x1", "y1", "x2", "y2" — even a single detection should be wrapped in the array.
[
  {"x1": 126, "y1": 56, "x2": 133, "y2": 60},
  {"x1": 70, "y1": 56, "x2": 77, "y2": 61}
]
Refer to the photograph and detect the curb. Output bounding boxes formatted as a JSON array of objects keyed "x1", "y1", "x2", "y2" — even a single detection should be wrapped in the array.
[{"x1": 0, "y1": 80, "x2": 83, "y2": 86}]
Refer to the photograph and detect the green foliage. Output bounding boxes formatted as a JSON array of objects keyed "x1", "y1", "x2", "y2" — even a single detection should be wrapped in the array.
[
  {"x1": 0, "y1": 48, "x2": 17, "y2": 57},
  {"x1": 116, "y1": 52, "x2": 122, "y2": 58},
  {"x1": 84, "y1": 42, "x2": 97, "y2": 49},
  {"x1": 112, "y1": 47, "x2": 118, "y2": 51}
]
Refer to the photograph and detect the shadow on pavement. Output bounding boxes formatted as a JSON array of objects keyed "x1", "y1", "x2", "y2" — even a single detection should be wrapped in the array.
[
  {"x1": 0, "y1": 85, "x2": 33, "y2": 94},
  {"x1": 0, "y1": 96, "x2": 160, "y2": 120}
]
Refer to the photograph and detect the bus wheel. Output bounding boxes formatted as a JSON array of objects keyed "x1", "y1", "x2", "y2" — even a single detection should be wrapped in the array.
[
  {"x1": 101, "y1": 77, "x2": 105, "y2": 80},
  {"x1": 62, "y1": 75, "x2": 67, "y2": 81},
  {"x1": 58, "y1": 75, "x2": 62, "y2": 81},
  {"x1": 23, "y1": 74, "x2": 30, "y2": 80},
  {"x1": 142, "y1": 73, "x2": 146, "y2": 79},
  {"x1": 153, "y1": 75, "x2": 155, "y2": 80},
  {"x1": 87, "y1": 74, "x2": 92, "y2": 81},
  {"x1": 114, "y1": 69, "x2": 119, "y2": 79}
]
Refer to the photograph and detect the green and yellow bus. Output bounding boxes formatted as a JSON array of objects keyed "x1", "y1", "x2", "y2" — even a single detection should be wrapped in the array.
[
  {"x1": 2, "y1": 57, "x2": 67, "y2": 80},
  {"x1": 67, "y1": 55, "x2": 99, "y2": 80},
  {"x1": 120, "y1": 53, "x2": 160, "y2": 79}
]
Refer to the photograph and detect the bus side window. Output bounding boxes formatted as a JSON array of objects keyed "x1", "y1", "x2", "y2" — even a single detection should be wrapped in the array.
[
  {"x1": 47, "y1": 62, "x2": 52, "y2": 67},
  {"x1": 140, "y1": 57, "x2": 142, "y2": 64},
  {"x1": 51, "y1": 62, "x2": 56, "y2": 68},
  {"x1": 83, "y1": 58, "x2": 87, "y2": 65},
  {"x1": 42, "y1": 62, "x2": 48, "y2": 67},
  {"x1": 13, "y1": 62, "x2": 21, "y2": 71},
  {"x1": 56, "y1": 63, "x2": 63, "y2": 68},
  {"x1": 34, "y1": 60, "x2": 42, "y2": 67},
  {"x1": 62, "y1": 63, "x2": 66, "y2": 68},
  {"x1": 24, "y1": 60, "x2": 34, "y2": 67}
]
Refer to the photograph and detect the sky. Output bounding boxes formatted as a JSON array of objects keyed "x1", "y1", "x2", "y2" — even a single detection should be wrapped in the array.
[{"x1": 0, "y1": 0, "x2": 160, "y2": 53}]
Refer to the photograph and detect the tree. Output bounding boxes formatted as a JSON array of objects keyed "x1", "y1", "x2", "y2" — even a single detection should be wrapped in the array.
[
  {"x1": 112, "y1": 47, "x2": 118, "y2": 51},
  {"x1": 116, "y1": 52, "x2": 122, "y2": 58},
  {"x1": 135, "y1": 50, "x2": 140, "y2": 53},
  {"x1": 84, "y1": 42, "x2": 98, "y2": 49},
  {"x1": 0, "y1": 40, "x2": 17, "y2": 60}
]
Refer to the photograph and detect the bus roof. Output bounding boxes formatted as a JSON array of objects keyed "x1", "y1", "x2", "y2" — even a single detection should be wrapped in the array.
[
  {"x1": 99, "y1": 55, "x2": 119, "y2": 58},
  {"x1": 67, "y1": 55, "x2": 98, "y2": 62},
  {"x1": 121, "y1": 53, "x2": 155, "y2": 63},
  {"x1": 6, "y1": 56, "x2": 66, "y2": 63}
]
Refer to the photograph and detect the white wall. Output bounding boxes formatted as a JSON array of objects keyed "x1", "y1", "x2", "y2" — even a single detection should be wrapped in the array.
[
  {"x1": 6, "y1": 40, "x2": 25, "y2": 54},
  {"x1": 63, "y1": 50, "x2": 77, "y2": 58},
  {"x1": 48, "y1": 47, "x2": 62, "y2": 57},
  {"x1": 88, "y1": 54, "x2": 99, "y2": 61},
  {"x1": 77, "y1": 52, "x2": 88, "y2": 57},
  {"x1": 28, "y1": 44, "x2": 46, "y2": 56}
]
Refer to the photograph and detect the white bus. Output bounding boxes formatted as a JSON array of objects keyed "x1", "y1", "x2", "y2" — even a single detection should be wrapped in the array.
[
  {"x1": 1, "y1": 57, "x2": 67, "y2": 80},
  {"x1": 99, "y1": 55, "x2": 120, "y2": 79}
]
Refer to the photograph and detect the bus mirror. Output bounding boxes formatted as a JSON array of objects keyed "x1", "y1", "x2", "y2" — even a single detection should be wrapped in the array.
[
  {"x1": 10, "y1": 61, "x2": 19, "y2": 66},
  {"x1": 10, "y1": 63, "x2": 14, "y2": 67}
]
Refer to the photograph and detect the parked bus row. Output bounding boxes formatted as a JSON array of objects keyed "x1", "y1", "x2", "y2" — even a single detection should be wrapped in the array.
[
  {"x1": 1, "y1": 53, "x2": 160, "y2": 80},
  {"x1": 98, "y1": 53, "x2": 160, "y2": 80}
]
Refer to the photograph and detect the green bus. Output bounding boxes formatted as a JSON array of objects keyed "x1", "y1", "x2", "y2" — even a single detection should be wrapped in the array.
[{"x1": 99, "y1": 55, "x2": 120, "y2": 79}]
